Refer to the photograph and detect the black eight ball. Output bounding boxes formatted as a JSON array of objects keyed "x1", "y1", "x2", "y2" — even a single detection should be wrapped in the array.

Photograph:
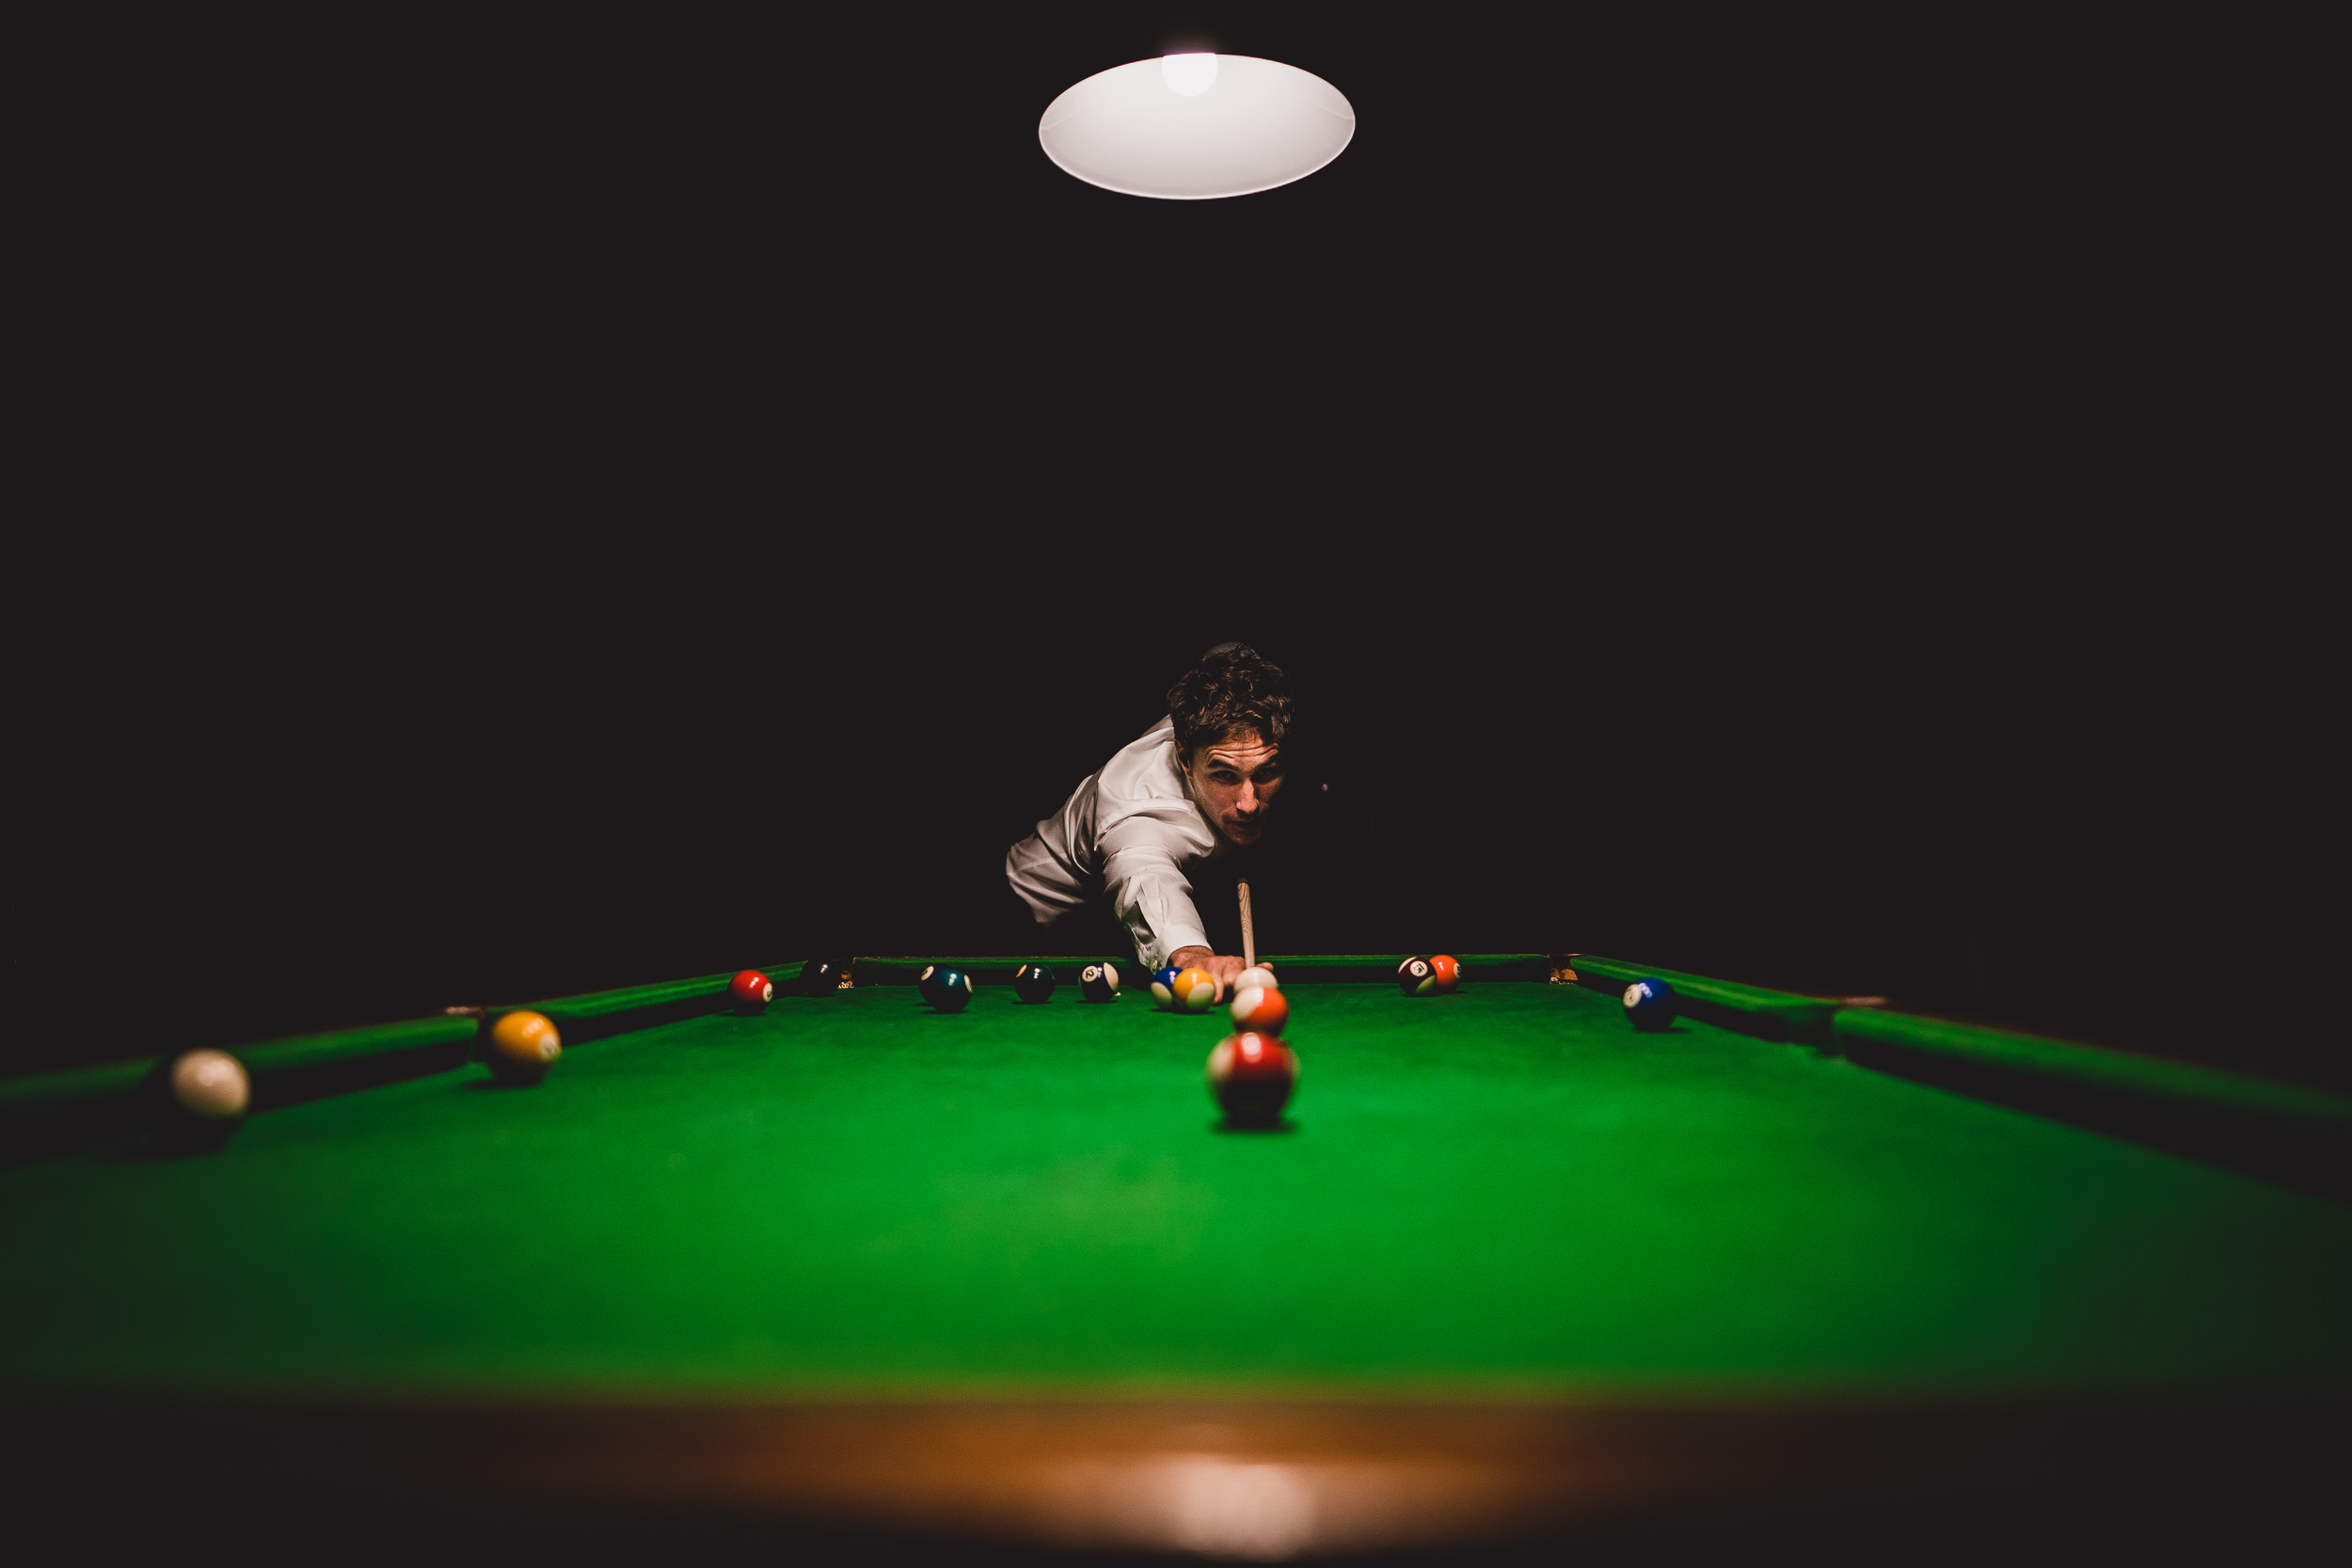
[{"x1": 1013, "y1": 962, "x2": 1057, "y2": 1003}]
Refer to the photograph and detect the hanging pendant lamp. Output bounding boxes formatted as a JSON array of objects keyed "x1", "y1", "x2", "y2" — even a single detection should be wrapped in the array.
[{"x1": 1038, "y1": 55, "x2": 1356, "y2": 200}]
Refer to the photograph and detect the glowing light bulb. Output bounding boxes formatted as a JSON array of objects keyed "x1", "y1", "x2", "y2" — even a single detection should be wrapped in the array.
[
  {"x1": 1161, "y1": 53, "x2": 1218, "y2": 96},
  {"x1": 1040, "y1": 55, "x2": 1355, "y2": 199}
]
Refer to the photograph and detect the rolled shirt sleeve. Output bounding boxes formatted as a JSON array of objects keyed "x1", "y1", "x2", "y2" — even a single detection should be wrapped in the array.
[
  {"x1": 1100, "y1": 804, "x2": 1216, "y2": 970},
  {"x1": 1003, "y1": 716, "x2": 1224, "y2": 972}
]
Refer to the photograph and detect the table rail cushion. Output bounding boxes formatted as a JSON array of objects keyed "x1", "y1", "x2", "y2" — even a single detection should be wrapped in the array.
[
  {"x1": 1559, "y1": 955, "x2": 1843, "y2": 1043},
  {"x1": 1565, "y1": 952, "x2": 2352, "y2": 1201},
  {"x1": 0, "y1": 964, "x2": 807, "y2": 1163}
]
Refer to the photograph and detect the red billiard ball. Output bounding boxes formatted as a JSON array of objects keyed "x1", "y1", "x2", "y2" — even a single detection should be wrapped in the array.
[
  {"x1": 730, "y1": 970, "x2": 773, "y2": 1008},
  {"x1": 1207, "y1": 1031, "x2": 1297, "y2": 1124},
  {"x1": 1428, "y1": 955, "x2": 1461, "y2": 992}
]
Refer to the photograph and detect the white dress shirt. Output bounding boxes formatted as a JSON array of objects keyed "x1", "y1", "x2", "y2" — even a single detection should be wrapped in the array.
[{"x1": 1004, "y1": 715, "x2": 1230, "y2": 970}]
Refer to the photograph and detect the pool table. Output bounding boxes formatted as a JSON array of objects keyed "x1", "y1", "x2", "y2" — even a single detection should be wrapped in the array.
[{"x1": 5, "y1": 955, "x2": 2349, "y2": 1557}]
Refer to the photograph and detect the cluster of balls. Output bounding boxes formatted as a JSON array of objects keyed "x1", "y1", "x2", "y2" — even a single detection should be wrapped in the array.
[
  {"x1": 1147, "y1": 963, "x2": 1221, "y2": 1012},
  {"x1": 142, "y1": 960, "x2": 820, "y2": 1147},
  {"x1": 1395, "y1": 955, "x2": 1463, "y2": 995},
  {"x1": 147, "y1": 1001, "x2": 581, "y2": 1152},
  {"x1": 1009, "y1": 961, "x2": 1124, "y2": 1005},
  {"x1": 908, "y1": 961, "x2": 1126, "y2": 1012},
  {"x1": 1206, "y1": 966, "x2": 1297, "y2": 1125},
  {"x1": 478, "y1": 964, "x2": 855, "y2": 1095},
  {"x1": 723, "y1": 959, "x2": 850, "y2": 1013}
]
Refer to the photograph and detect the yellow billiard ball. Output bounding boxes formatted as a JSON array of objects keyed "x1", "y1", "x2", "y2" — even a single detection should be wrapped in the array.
[
  {"x1": 486, "y1": 1010, "x2": 562, "y2": 1085},
  {"x1": 1170, "y1": 967, "x2": 1220, "y2": 1013}
]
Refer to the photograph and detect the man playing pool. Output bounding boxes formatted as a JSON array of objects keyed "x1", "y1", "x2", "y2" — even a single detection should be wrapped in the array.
[{"x1": 1004, "y1": 643, "x2": 1292, "y2": 992}]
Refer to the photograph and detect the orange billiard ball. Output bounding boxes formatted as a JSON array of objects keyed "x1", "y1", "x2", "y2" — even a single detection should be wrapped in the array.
[
  {"x1": 1428, "y1": 955, "x2": 1461, "y2": 992},
  {"x1": 486, "y1": 1010, "x2": 562, "y2": 1085},
  {"x1": 1229, "y1": 983, "x2": 1289, "y2": 1035}
]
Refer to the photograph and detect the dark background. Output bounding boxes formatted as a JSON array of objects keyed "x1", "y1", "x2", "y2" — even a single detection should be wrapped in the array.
[{"x1": 14, "y1": 10, "x2": 2326, "y2": 1085}]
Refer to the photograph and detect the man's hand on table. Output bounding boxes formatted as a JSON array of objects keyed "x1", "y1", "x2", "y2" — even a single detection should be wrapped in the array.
[{"x1": 1167, "y1": 947, "x2": 1269, "y2": 1001}]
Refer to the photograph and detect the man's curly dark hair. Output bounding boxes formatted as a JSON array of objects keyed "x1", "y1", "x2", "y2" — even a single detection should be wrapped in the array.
[{"x1": 1167, "y1": 643, "x2": 1294, "y2": 756}]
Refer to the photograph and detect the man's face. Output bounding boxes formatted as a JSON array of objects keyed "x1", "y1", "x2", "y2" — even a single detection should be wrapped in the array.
[{"x1": 1184, "y1": 727, "x2": 1285, "y2": 845}]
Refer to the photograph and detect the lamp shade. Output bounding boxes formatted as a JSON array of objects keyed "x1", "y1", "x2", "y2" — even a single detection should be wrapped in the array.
[{"x1": 1038, "y1": 55, "x2": 1356, "y2": 200}]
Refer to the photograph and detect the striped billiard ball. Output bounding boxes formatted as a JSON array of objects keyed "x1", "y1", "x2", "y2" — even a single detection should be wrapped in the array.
[
  {"x1": 1427, "y1": 955, "x2": 1461, "y2": 992},
  {"x1": 1207, "y1": 1031, "x2": 1297, "y2": 1124},
  {"x1": 1623, "y1": 977, "x2": 1677, "y2": 1032},
  {"x1": 1230, "y1": 983, "x2": 1289, "y2": 1034},
  {"x1": 1150, "y1": 965, "x2": 1183, "y2": 1009},
  {"x1": 1080, "y1": 962, "x2": 1121, "y2": 1002}
]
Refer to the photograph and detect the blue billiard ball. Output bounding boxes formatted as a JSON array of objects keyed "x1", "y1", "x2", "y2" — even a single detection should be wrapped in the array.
[
  {"x1": 1622, "y1": 977, "x2": 1676, "y2": 1032},
  {"x1": 930, "y1": 967, "x2": 974, "y2": 1012},
  {"x1": 1013, "y1": 962, "x2": 1057, "y2": 1003},
  {"x1": 917, "y1": 964, "x2": 943, "y2": 1006},
  {"x1": 1150, "y1": 965, "x2": 1183, "y2": 1009}
]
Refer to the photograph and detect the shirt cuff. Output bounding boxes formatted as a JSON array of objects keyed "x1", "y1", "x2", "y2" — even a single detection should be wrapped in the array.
[{"x1": 1130, "y1": 917, "x2": 1208, "y2": 972}]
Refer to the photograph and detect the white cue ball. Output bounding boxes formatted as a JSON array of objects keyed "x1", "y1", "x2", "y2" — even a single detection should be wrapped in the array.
[{"x1": 169, "y1": 1050, "x2": 251, "y2": 1120}]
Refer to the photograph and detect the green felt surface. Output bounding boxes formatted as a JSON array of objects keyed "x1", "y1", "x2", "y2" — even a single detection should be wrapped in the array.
[{"x1": 5, "y1": 983, "x2": 2349, "y2": 1398}]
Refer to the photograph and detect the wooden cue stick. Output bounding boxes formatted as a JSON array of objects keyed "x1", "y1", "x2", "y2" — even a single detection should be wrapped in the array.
[{"x1": 1238, "y1": 880, "x2": 1255, "y2": 971}]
